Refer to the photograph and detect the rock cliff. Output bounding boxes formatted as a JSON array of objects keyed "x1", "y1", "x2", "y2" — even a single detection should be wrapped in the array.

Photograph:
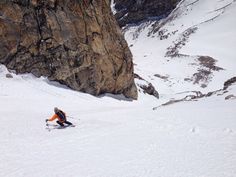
[
  {"x1": 113, "y1": 0, "x2": 180, "y2": 27},
  {"x1": 0, "y1": 0, "x2": 137, "y2": 99}
]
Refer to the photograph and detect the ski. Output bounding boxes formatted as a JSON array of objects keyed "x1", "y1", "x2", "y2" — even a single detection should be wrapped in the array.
[{"x1": 46, "y1": 124, "x2": 76, "y2": 131}]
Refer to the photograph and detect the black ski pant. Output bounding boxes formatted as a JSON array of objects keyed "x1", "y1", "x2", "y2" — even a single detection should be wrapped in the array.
[{"x1": 56, "y1": 120, "x2": 72, "y2": 126}]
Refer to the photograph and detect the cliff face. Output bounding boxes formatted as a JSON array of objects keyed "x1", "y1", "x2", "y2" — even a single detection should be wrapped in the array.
[
  {"x1": 113, "y1": 0, "x2": 180, "y2": 27},
  {"x1": 0, "y1": 0, "x2": 137, "y2": 99}
]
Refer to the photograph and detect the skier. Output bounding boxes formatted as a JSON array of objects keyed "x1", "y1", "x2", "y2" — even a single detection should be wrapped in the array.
[{"x1": 46, "y1": 107, "x2": 73, "y2": 127}]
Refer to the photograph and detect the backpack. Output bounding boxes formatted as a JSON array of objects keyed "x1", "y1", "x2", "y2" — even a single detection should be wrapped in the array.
[{"x1": 56, "y1": 110, "x2": 66, "y2": 122}]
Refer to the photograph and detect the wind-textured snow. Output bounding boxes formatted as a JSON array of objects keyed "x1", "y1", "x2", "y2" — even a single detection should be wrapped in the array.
[{"x1": 0, "y1": 0, "x2": 236, "y2": 177}]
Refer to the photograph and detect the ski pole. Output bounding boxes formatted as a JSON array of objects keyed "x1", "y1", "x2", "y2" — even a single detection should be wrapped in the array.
[{"x1": 67, "y1": 116, "x2": 80, "y2": 120}]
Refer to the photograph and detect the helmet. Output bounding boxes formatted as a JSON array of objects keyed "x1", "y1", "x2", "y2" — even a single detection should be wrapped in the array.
[{"x1": 54, "y1": 107, "x2": 59, "y2": 113}]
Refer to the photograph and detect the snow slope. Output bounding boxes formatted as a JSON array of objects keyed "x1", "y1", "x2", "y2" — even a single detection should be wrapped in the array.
[
  {"x1": 1, "y1": 65, "x2": 236, "y2": 177},
  {"x1": 1, "y1": 0, "x2": 236, "y2": 177}
]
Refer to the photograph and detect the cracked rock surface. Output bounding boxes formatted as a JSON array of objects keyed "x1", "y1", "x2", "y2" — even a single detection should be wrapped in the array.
[{"x1": 0, "y1": 0, "x2": 137, "y2": 99}]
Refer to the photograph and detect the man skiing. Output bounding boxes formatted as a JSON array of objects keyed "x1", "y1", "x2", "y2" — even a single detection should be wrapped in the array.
[{"x1": 46, "y1": 107, "x2": 73, "y2": 127}]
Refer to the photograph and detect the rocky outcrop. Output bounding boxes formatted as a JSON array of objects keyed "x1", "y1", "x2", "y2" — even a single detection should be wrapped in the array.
[
  {"x1": 225, "y1": 94, "x2": 236, "y2": 100},
  {"x1": 113, "y1": 0, "x2": 180, "y2": 27},
  {"x1": 223, "y1": 77, "x2": 236, "y2": 90},
  {"x1": 134, "y1": 74, "x2": 159, "y2": 99},
  {"x1": 0, "y1": 0, "x2": 137, "y2": 99}
]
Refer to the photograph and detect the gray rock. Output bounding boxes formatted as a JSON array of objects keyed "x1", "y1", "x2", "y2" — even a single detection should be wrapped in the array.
[
  {"x1": 140, "y1": 83, "x2": 159, "y2": 99},
  {"x1": 113, "y1": 0, "x2": 180, "y2": 27},
  {"x1": 135, "y1": 74, "x2": 159, "y2": 99},
  {"x1": 225, "y1": 94, "x2": 236, "y2": 100},
  {"x1": 5, "y1": 73, "x2": 13, "y2": 78}
]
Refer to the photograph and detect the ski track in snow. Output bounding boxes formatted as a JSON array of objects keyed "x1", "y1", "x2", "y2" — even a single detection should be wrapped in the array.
[{"x1": 1, "y1": 0, "x2": 236, "y2": 177}]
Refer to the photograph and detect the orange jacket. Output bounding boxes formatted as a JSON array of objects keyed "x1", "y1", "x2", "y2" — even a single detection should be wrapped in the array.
[{"x1": 48, "y1": 112, "x2": 66, "y2": 123}]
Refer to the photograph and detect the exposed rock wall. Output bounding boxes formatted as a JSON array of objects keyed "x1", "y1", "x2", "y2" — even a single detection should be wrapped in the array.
[
  {"x1": 113, "y1": 0, "x2": 180, "y2": 27},
  {"x1": 0, "y1": 0, "x2": 137, "y2": 99}
]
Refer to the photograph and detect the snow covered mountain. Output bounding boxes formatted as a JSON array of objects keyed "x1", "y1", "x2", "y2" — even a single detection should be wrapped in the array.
[
  {"x1": 123, "y1": 0, "x2": 236, "y2": 97},
  {"x1": 0, "y1": 0, "x2": 236, "y2": 177}
]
